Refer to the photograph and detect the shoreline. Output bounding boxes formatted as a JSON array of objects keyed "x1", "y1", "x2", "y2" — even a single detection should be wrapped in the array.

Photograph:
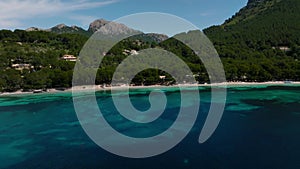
[{"x1": 1, "y1": 81, "x2": 300, "y2": 96}]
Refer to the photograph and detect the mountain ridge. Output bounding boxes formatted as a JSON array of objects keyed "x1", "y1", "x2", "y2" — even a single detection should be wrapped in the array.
[
  {"x1": 223, "y1": 0, "x2": 282, "y2": 26},
  {"x1": 25, "y1": 19, "x2": 141, "y2": 36},
  {"x1": 24, "y1": 19, "x2": 167, "y2": 43},
  {"x1": 205, "y1": 0, "x2": 300, "y2": 46}
]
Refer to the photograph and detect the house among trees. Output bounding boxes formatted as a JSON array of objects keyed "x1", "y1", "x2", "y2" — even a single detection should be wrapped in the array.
[
  {"x1": 61, "y1": 54, "x2": 77, "y2": 61},
  {"x1": 11, "y1": 64, "x2": 32, "y2": 71},
  {"x1": 278, "y1": 46, "x2": 291, "y2": 52},
  {"x1": 130, "y1": 50, "x2": 139, "y2": 55},
  {"x1": 159, "y1": 76, "x2": 166, "y2": 79},
  {"x1": 122, "y1": 49, "x2": 139, "y2": 55},
  {"x1": 272, "y1": 46, "x2": 291, "y2": 52}
]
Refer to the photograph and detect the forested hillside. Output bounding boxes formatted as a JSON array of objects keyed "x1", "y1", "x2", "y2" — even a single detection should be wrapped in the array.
[
  {"x1": 204, "y1": 0, "x2": 300, "y2": 81},
  {"x1": 0, "y1": 30, "x2": 88, "y2": 92},
  {"x1": 0, "y1": 30, "x2": 176, "y2": 92}
]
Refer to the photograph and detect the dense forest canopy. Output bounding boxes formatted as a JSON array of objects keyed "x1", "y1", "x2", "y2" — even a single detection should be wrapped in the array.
[{"x1": 204, "y1": 0, "x2": 300, "y2": 82}]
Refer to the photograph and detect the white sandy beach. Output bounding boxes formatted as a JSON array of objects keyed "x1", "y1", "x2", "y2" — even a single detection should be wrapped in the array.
[{"x1": 1, "y1": 81, "x2": 300, "y2": 96}]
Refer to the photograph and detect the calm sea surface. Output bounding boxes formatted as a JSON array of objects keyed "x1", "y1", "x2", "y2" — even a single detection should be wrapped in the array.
[{"x1": 0, "y1": 85, "x2": 300, "y2": 169}]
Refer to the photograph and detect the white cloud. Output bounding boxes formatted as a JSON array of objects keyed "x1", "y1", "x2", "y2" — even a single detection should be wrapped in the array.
[{"x1": 0, "y1": 0, "x2": 117, "y2": 29}]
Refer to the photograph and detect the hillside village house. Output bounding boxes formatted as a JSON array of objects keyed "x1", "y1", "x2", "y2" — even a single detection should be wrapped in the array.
[
  {"x1": 123, "y1": 49, "x2": 139, "y2": 55},
  {"x1": 159, "y1": 76, "x2": 166, "y2": 79},
  {"x1": 272, "y1": 46, "x2": 291, "y2": 52},
  {"x1": 278, "y1": 46, "x2": 291, "y2": 52},
  {"x1": 11, "y1": 64, "x2": 32, "y2": 71},
  {"x1": 61, "y1": 55, "x2": 77, "y2": 61}
]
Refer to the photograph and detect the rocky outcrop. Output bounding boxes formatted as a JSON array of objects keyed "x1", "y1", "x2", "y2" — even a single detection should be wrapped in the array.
[
  {"x1": 26, "y1": 18, "x2": 142, "y2": 36},
  {"x1": 48, "y1": 24, "x2": 88, "y2": 35},
  {"x1": 146, "y1": 33, "x2": 169, "y2": 42},
  {"x1": 54, "y1": 24, "x2": 67, "y2": 29},
  {"x1": 25, "y1": 27, "x2": 45, "y2": 32},
  {"x1": 88, "y1": 19, "x2": 110, "y2": 33},
  {"x1": 88, "y1": 19, "x2": 141, "y2": 35}
]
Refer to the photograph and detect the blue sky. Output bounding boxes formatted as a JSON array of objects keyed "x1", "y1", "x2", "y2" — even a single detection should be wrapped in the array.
[{"x1": 0, "y1": 0, "x2": 248, "y2": 31}]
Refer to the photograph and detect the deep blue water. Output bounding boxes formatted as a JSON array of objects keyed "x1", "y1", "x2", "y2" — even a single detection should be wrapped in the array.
[{"x1": 0, "y1": 85, "x2": 300, "y2": 169}]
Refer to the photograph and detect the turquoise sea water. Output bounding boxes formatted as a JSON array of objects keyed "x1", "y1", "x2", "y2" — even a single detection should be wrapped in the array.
[{"x1": 0, "y1": 85, "x2": 300, "y2": 169}]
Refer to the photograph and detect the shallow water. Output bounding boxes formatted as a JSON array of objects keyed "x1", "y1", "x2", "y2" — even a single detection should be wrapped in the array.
[{"x1": 0, "y1": 86, "x2": 300, "y2": 169}]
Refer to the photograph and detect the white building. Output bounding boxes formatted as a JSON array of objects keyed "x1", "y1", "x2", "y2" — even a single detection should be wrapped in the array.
[
  {"x1": 123, "y1": 49, "x2": 139, "y2": 55},
  {"x1": 61, "y1": 55, "x2": 77, "y2": 62},
  {"x1": 11, "y1": 64, "x2": 32, "y2": 70}
]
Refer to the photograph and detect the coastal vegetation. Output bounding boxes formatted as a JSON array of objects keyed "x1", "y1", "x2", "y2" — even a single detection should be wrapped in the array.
[{"x1": 0, "y1": 0, "x2": 299, "y2": 92}]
